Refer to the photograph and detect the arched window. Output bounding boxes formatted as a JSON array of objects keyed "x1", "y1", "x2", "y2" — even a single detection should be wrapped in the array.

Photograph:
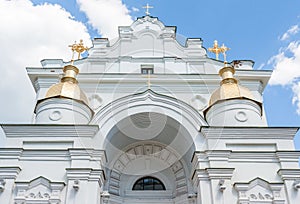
[{"x1": 132, "y1": 176, "x2": 166, "y2": 190}]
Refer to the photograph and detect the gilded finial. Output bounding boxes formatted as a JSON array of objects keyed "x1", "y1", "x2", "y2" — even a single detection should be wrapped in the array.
[
  {"x1": 208, "y1": 40, "x2": 222, "y2": 60},
  {"x1": 208, "y1": 40, "x2": 230, "y2": 63},
  {"x1": 69, "y1": 39, "x2": 89, "y2": 64},
  {"x1": 220, "y1": 43, "x2": 230, "y2": 64},
  {"x1": 143, "y1": 3, "x2": 153, "y2": 16}
]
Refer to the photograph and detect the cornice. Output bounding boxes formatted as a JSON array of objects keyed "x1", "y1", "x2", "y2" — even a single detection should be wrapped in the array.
[
  {"x1": 1, "y1": 124, "x2": 99, "y2": 138},
  {"x1": 200, "y1": 127, "x2": 299, "y2": 140},
  {"x1": 276, "y1": 151, "x2": 300, "y2": 162},
  {"x1": 0, "y1": 148, "x2": 23, "y2": 159},
  {"x1": 66, "y1": 168, "x2": 106, "y2": 181},
  {"x1": 0, "y1": 148, "x2": 106, "y2": 162},
  {"x1": 229, "y1": 152, "x2": 278, "y2": 162},
  {"x1": 191, "y1": 168, "x2": 235, "y2": 186},
  {"x1": 277, "y1": 169, "x2": 300, "y2": 180},
  {"x1": 205, "y1": 168, "x2": 235, "y2": 179},
  {"x1": 0, "y1": 166, "x2": 21, "y2": 179},
  {"x1": 192, "y1": 151, "x2": 300, "y2": 164},
  {"x1": 20, "y1": 149, "x2": 70, "y2": 161},
  {"x1": 68, "y1": 148, "x2": 107, "y2": 163}
]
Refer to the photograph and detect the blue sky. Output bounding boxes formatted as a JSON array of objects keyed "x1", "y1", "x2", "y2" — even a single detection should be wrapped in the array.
[{"x1": 1, "y1": 0, "x2": 300, "y2": 148}]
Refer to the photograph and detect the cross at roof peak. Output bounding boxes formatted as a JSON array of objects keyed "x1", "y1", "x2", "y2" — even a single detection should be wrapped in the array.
[{"x1": 143, "y1": 3, "x2": 153, "y2": 16}]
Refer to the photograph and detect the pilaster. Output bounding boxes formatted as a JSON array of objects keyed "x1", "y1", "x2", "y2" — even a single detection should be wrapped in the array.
[
  {"x1": 192, "y1": 168, "x2": 235, "y2": 204},
  {"x1": 278, "y1": 169, "x2": 300, "y2": 203},
  {"x1": 0, "y1": 167, "x2": 21, "y2": 204},
  {"x1": 66, "y1": 168, "x2": 106, "y2": 204}
]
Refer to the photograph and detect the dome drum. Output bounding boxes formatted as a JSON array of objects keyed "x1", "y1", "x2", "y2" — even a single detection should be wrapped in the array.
[
  {"x1": 205, "y1": 99, "x2": 265, "y2": 126},
  {"x1": 35, "y1": 98, "x2": 93, "y2": 124}
]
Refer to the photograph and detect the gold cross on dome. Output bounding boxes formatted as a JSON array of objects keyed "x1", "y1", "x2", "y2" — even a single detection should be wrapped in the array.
[
  {"x1": 208, "y1": 40, "x2": 222, "y2": 60},
  {"x1": 220, "y1": 43, "x2": 230, "y2": 63},
  {"x1": 69, "y1": 39, "x2": 89, "y2": 63},
  {"x1": 143, "y1": 3, "x2": 153, "y2": 16}
]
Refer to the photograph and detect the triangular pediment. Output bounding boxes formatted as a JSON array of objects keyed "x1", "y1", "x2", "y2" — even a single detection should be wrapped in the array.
[
  {"x1": 14, "y1": 176, "x2": 65, "y2": 204},
  {"x1": 234, "y1": 177, "x2": 284, "y2": 203}
]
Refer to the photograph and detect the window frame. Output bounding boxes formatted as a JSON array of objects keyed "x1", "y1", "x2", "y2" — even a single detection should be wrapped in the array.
[
  {"x1": 141, "y1": 64, "x2": 154, "y2": 75},
  {"x1": 132, "y1": 176, "x2": 166, "y2": 191}
]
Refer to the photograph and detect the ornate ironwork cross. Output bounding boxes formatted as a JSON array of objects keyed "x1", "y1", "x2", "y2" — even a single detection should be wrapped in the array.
[
  {"x1": 220, "y1": 43, "x2": 230, "y2": 63},
  {"x1": 208, "y1": 40, "x2": 230, "y2": 62},
  {"x1": 208, "y1": 40, "x2": 222, "y2": 60},
  {"x1": 143, "y1": 3, "x2": 153, "y2": 16},
  {"x1": 69, "y1": 39, "x2": 89, "y2": 63}
]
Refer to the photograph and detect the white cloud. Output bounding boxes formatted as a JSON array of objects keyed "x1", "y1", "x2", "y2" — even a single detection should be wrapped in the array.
[
  {"x1": 132, "y1": 7, "x2": 139, "y2": 12},
  {"x1": 269, "y1": 41, "x2": 300, "y2": 85},
  {"x1": 280, "y1": 25, "x2": 299, "y2": 41},
  {"x1": 269, "y1": 40, "x2": 300, "y2": 114},
  {"x1": 292, "y1": 82, "x2": 300, "y2": 114},
  {"x1": 0, "y1": 0, "x2": 91, "y2": 123},
  {"x1": 76, "y1": 0, "x2": 133, "y2": 39}
]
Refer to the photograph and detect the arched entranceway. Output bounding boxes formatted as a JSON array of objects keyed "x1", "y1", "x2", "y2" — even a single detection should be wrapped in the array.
[{"x1": 92, "y1": 90, "x2": 207, "y2": 203}]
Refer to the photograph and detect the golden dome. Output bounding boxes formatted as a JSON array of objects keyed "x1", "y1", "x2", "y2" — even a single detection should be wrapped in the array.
[
  {"x1": 209, "y1": 81, "x2": 257, "y2": 106},
  {"x1": 45, "y1": 81, "x2": 89, "y2": 105},
  {"x1": 42, "y1": 65, "x2": 89, "y2": 106},
  {"x1": 207, "y1": 65, "x2": 262, "y2": 109}
]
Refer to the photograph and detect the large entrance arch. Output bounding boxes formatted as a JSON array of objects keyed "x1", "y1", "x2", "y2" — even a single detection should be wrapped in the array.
[
  {"x1": 92, "y1": 90, "x2": 207, "y2": 203},
  {"x1": 91, "y1": 90, "x2": 207, "y2": 139}
]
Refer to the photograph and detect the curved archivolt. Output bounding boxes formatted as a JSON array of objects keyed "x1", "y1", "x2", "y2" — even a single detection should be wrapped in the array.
[{"x1": 108, "y1": 142, "x2": 188, "y2": 197}]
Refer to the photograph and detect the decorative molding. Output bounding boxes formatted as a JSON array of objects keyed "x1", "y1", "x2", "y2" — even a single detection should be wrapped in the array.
[
  {"x1": 218, "y1": 179, "x2": 226, "y2": 192},
  {"x1": 89, "y1": 15, "x2": 206, "y2": 58},
  {"x1": 190, "y1": 94, "x2": 207, "y2": 111},
  {"x1": 229, "y1": 152, "x2": 278, "y2": 163},
  {"x1": 192, "y1": 151, "x2": 281, "y2": 166},
  {"x1": 278, "y1": 169, "x2": 300, "y2": 180},
  {"x1": 89, "y1": 94, "x2": 103, "y2": 110},
  {"x1": 28, "y1": 67, "x2": 271, "y2": 88},
  {"x1": 73, "y1": 180, "x2": 80, "y2": 191},
  {"x1": 49, "y1": 110, "x2": 62, "y2": 121},
  {"x1": 0, "y1": 179, "x2": 6, "y2": 192},
  {"x1": 191, "y1": 168, "x2": 234, "y2": 188},
  {"x1": 235, "y1": 111, "x2": 248, "y2": 122},
  {"x1": 0, "y1": 149, "x2": 106, "y2": 163},
  {"x1": 108, "y1": 142, "x2": 188, "y2": 196},
  {"x1": 92, "y1": 89, "x2": 207, "y2": 132},
  {"x1": 293, "y1": 180, "x2": 300, "y2": 190},
  {"x1": 66, "y1": 168, "x2": 106, "y2": 185},
  {"x1": 1, "y1": 124, "x2": 99, "y2": 138},
  {"x1": 276, "y1": 152, "x2": 300, "y2": 163},
  {"x1": 234, "y1": 177, "x2": 285, "y2": 204},
  {"x1": 205, "y1": 150, "x2": 232, "y2": 161},
  {"x1": 0, "y1": 167, "x2": 21, "y2": 179},
  {"x1": 0, "y1": 149, "x2": 23, "y2": 160},
  {"x1": 68, "y1": 149, "x2": 107, "y2": 164},
  {"x1": 101, "y1": 191, "x2": 110, "y2": 203},
  {"x1": 201, "y1": 127, "x2": 298, "y2": 140},
  {"x1": 205, "y1": 168, "x2": 235, "y2": 180},
  {"x1": 14, "y1": 176, "x2": 65, "y2": 204},
  {"x1": 20, "y1": 149, "x2": 70, "y2": 161}
]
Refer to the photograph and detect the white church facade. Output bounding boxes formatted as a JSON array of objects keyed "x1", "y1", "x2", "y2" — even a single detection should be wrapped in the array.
[{"x1": 0, "y1": 14, "x2": 300, "y2": 204}]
